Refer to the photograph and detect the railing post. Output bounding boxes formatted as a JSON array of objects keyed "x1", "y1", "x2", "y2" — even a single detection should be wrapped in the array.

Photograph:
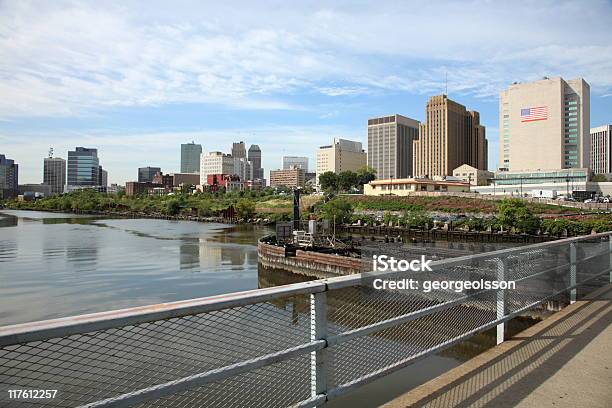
[
  {"x1": 609, "y1": 235, "x2": 612, "y2": 283},
  {"x1": 496, "y1": 257, "x2": 506, "y2": 345},
  {"x1": 570, "y1": 242, "x2": 577, "y2": 304},
  {"x1": 310, "y1": 292, "x2": 328, "y2": 404}
]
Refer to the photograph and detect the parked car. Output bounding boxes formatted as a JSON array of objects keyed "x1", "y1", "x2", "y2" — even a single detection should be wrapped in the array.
[{"x1": 584, "y1": 199, "x2": 594, "y2": 203}]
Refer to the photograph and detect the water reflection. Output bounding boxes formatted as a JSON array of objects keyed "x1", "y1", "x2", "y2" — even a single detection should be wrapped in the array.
[
  {"x1": 0, "y1": 210, "x2": 273, "y2": 326},
  {"x1": 0, "y1": 213, "x2": 17, "y2": 228}
]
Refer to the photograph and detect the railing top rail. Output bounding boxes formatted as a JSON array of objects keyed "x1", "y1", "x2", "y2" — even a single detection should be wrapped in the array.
[
  {"x1": 0, "y1": 280, "x2": 326, "y2": 347},
  {"x1": 1, "y1": 231, "x2": 610, "y2": 347}
]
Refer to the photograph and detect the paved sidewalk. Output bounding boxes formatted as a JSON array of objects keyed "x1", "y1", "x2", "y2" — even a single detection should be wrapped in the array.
[{"x1": 383, "y1": 285, "x2": 612, "y2": 408}]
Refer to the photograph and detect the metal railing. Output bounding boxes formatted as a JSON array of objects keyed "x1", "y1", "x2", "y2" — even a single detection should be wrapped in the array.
[{"x1": 1, "y1": 232, "x2": 612, "y2": 407}]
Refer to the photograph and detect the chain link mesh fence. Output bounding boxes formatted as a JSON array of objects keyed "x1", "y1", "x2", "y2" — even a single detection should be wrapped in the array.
[{"x1": 1, "y1": 234, "x2": 610, "y2": 407}]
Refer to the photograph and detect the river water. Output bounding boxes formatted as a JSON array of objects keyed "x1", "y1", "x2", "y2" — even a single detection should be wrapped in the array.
[
  {"x1": 0, "y1": 210, "x2": 273, "y2": 326},
  {"x1": 0, "y1": 210, "x2": 530, "y2": 408}
]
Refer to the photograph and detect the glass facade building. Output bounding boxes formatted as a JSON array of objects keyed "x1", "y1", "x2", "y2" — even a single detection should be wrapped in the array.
[
  {"x1": 0, "y1": 154, "x2": 18, "y2": 199},
  {"x1": 493, "y1": 168, "x2": 589, "y2": 186},
  {"x1": 181, "y1": 142, "x2": 202, "y2": 174},
  {"x1": 67, "y1": 147, "x2": 99, "y2": 187}
]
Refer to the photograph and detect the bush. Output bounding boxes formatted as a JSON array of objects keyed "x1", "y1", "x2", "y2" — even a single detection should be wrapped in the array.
[
  {"x1": 399, "y1": 209, "x2": 432, "y2": 228},
  {"x1": 164, "y1": 199, "x2": 181, "y2": 216},
  {"x1": 318, "y1": 198, "x2": 353, "y2": 224},
  {"x1": 235, "y1": 198, "x2": 256, "y2": 219},
  {"x1": 497, "y1": 199, "x2": 541, "y2": 234}
]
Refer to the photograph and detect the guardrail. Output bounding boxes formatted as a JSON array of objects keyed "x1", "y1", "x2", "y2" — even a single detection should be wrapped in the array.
[{"x1": 1, "y1": 233, "x2": 611, "y2": 407}]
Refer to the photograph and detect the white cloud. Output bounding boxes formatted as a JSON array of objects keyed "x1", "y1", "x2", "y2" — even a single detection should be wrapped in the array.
[{"x1": 1, "y1": 0, "x2": 611, "y2": 118}]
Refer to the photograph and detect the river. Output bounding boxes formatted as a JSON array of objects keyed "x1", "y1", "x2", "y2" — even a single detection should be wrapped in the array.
[
  {"x1": 0, "y1": 209, "x2": 532, "y2": 408},
  {"x1": 0, "y1": 210, "x2": 273, "y2": 326}
]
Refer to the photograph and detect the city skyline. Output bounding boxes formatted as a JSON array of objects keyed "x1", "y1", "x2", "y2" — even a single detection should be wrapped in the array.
[{"x1": 1, "y1": 1, "x2": 612, "y2": 184}]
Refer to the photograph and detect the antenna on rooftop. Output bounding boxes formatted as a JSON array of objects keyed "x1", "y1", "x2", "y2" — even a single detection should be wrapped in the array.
[
  {"x1": 445, "y1": 71, "x2": 448, "y2": 96},
  {"x1": 48, "y1": 147, "x2": 54, "y2": 158}
]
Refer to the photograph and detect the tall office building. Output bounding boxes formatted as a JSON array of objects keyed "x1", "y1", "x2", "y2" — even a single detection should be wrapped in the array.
[
  {"x1": 67, "y1": 147, "x2": 100, "y2": 186},
  {"x1": 499, "y1": 77, "x2": 590, "y2": 171},
  {"x1": 0, "y1": 154, "x2": 18, "y2": 199},
  {"x1": 413, "y1": 95, "x2": 488, "y2": 177},
  {"x1": 248, "y1": 145, "x2": 264, "y2": 180},
  {"x1": 282, "y1": 156, "x2": 309, "y2": 171},
  {"x1": 233, "y1": 157, "x2": 253, "y2": 181},
  {"x1": 138, "y1": 166, "x2": 161, "y2": 183},
  {"x1": 367, "y1": 114, "x2": 419, "y2": 179},
  {"x1": 232, "y1": 141, "x2": 247, "y2": 159},
  {"x1": 200, "y1": 152, "x2": 235, "y2": 185},
  {"x1": 181, "y1": 142, "x2": 202, "y2": 173},
  {"x1": 43, "y1": 157, "x2": 66, "y2": 195},
  {"x1": 270, "y1": 167, "x2": 305, "y2": 188},
  {"x1": 99, "y1": 166, "x2": 108, "y2": 187},
  {"x1": 316, "y1": 138, "x2": 367, "y2": 183},
  {"x1": 591, "y1": 125, "x2": 612, "y2": 174}
]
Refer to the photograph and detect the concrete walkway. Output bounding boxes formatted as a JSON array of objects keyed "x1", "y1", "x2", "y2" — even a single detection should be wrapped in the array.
[{"x1": 383, "y1": 284, "x2": 612, "y2": 408}]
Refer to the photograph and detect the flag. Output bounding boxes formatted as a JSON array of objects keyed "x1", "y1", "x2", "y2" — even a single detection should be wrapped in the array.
[{"x1": 521, "y1": 106, "x2": 548, "y2": 122}]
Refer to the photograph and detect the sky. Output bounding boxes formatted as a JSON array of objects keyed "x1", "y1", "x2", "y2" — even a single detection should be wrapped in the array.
[{"x1": 1, "y1": 0, "x2": 612, "y2": 185}]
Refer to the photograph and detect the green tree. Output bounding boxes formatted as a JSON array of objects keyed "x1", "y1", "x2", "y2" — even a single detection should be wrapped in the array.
[
  {"x1": 164, "y1": 199, "x2": 181, "y2": 215},
  {"x1": 235, "y1": 198, "x2": 256, "y2": 219},
  {"x1": 318, "y1": 198, "x2": 353, "y2": 224},
  {"x1": 356, "y1": 166, "x2": 377, "y2": 187},
  {"x1": 338, "y1": 171, "x2": 358, "y2": 192},
  {"x1": 497, "y1": 198, "x2": 540, "y2": 233},
  {"x1": 319, "y1": 171, "x2": 339, "y2": 192}
]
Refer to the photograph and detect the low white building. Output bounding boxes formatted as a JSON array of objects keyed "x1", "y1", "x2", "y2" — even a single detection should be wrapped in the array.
[{"x1": 452, "y1": 164, "x2": 494, "y2": 186}]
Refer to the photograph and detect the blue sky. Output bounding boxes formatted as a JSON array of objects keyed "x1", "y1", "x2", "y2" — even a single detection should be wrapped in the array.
[{"x1": 1, "y1": 0, "x2": 612, "y2": 184}]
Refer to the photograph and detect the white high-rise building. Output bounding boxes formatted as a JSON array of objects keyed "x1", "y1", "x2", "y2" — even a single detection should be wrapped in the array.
[
  {"x1": 591, "y1": 125, "x2": 612, "y2": 175},
  {"x1": 499, "y1": 77, "x2": 590, "y2": 171},
  {"x1": 282, "y1": 156, "x2": 308, "y2": 171},
  {"x1": 200, "y1": 152, "x2": 235, "y2": 185},
  {"x1": 316, "y1": 138, "x2": 366, "y2": 184}
]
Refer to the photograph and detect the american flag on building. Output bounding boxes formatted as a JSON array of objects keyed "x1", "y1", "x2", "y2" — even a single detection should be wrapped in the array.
[{"x1": 520, "y1": 106, "x2": 548, "y2": 122}]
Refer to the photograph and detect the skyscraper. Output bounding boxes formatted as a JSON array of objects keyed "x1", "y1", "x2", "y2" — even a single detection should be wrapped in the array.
[
  {"x1": 67, "y1": 147, "x2": 99, "y2": 186},
  {"x1": 233, "y1": 157, "x2": 253, "y2": 181},
  {"x1": 499, "y1": 77, "x2": 589, "y2": 171},
  {"x1": 0, "y1": 154, "x2": 18, "y2": 199},
  {"x1": 200, "y1": 152, "x2": 235, "y2": 185},
  {"x1": 316, "y1": 138, "x2": 367, "y2": 183},
  {"x1": 413, "y1": 95, "x2": 488, "y2": 177},
  {"x1": 282, "y1": 156, "x2": 309, "y2": 171},
  {"x1": 367, "y1": 114, "x2": 420, "y2": 179},
  {"x1": 232, "y1": 141, "x2": 247, "y2": 159},
  {"x1": 99, "y1": 166, "x2": 108, "y2": 187},
  {"x1": 138, "y1": 167, "x2": 161, "y2": 183},
  {"x1": 181, "y1": 142, "x2": 202, "y2": 173},
  {"x1": 248, "y1": 144, "x2": 264, "y2": 180},
  {"x1": 591, "y1": 125, "x2": 612, "y2": 174},
  {"x1": 43, "y1": 157, "x2": 66, "y2": 195}
]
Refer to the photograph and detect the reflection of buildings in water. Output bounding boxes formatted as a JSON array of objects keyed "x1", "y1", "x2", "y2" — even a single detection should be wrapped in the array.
[
  {"x1": 179, "y1": 238, "x2": 200, "y2": 271},
  {"x1": 221, "y1": 247, "x2": 246, "y2": 267},
  {"x1": 198, "y1": 241, "x2": 222, "y2": 270},
  {"x1": 0, "y1": 237, "x2": 17, "y2": 262},
  {"x1": 0, "y1": 214, "x2": 18, "y2": 228},
  {"x1": 246, "y1": 250, "x2": 259, "y2": 267},
  {"x1": 65, "y1": 227, "x2": 98, "y2": 270}
]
